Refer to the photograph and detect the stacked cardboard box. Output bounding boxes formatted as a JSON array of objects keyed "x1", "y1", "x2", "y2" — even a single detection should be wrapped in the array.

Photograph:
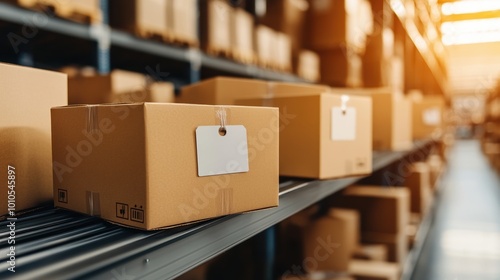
[
  {"x1": 68, "y1": 70, "x2": 175, "y2": 104},
  {"x1": 303, "y1": 209, "x2": 360, "y2": 272},
  {"x1": 0, "y1": 63, "x2": 67, "y2": 216},
  {"x1": 12, "y1": 0, "x2": 102, "y2": 24},
  {"x1": 330, "y1": 186, "x2": 410, "y2": 266},
  {"x1": 295, "y1": 49, "x2": 321, "y2": 82},
  {"x1": 404, "y1": 162, "x2": 432, "y2": 217},
  {"x1": 306, "y1": 0, "x2": 373, "y2": 87},
  {"x1": 231, "y1": 8, "x2": 255, "y2": 64},
  {"x1": 51, "y1": 103, "x2": 279, "y2": 230},
  {"x1": 200, "y1": 0, "x2": 232, "y2": 56}
]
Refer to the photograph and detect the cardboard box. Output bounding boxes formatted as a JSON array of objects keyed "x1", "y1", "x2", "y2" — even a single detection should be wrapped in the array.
[
  {"x1": 334, "y1": 88, "x2": 412, "y2": 151},
  {"x1": 68, "y1": 70, "x2": 175, "y2": 104},
  {"x1": 255, "y1": 25, "x2": 276, "y2": 68},
  {"x1": 178, "y1": 76, "x2": 330, "y2": 105},
  {"x1": 303, "y1": 209, "x2": 360, "y2": 272},
  {"x1": 412, "y1": 96, "x2": 445, "y2": 139},
  {"x1": 110, "y1": 0, "x2": 168, "y2": 38},
  {"x1": 361, "y1": 232, "x2": 408, "y2": 265},
  {"x1": 353, "y1": 244, "x2": 388, "y2": 262},
  {"x1": 306, "y1": 0, "x2": 373, "y2": 53},
  {"x1": 332, "y1": 186, "x2": 410, "y2": 234},
  {"x1": 168, "y1": 0, "x2": 198, "y2": 46},
  {"x1": 51, "y1": 103, "x2": 279, "y2": 230},
  {"x1": 274, "y1": 32, "x2": 292, "y2": 71},
  {"x1": 201, "y1": 0, "x2": 232, "y2": 54},
  {"x1": 295, "y1": 49, "x2": 321, "y2": 82},
  {"x1": 317, "y1": 48, "x2": 362, "y2": 87},
  {"x1": 0, "y1": 63, "x2": 67, "y2": 216},
  {"x1": 348, "y1": 260, "x2": 400, "y2": 280},
  {"x1": 231, "y1": 8, "x2": 255, "y2": 63},
  {"x1": 260, "y1": 0, "x2": 308, "y2": 53},
  {"x1": 404, "y1": 162, "x2": 432, "y2": 215},
  {"x1": 14, "y1": 0, "x2": 102, "y2": 23},
  {"x1": 239, "y1": 94, "x2": 372, "y2": 179}
]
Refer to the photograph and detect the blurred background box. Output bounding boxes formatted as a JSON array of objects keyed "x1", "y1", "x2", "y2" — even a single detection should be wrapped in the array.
[
  {"x1": 316, "y1": 47, "x2": 363, "y2": 87},
  {"x1": 412, "y1": 96, "x2": 446, "y2": 139},
  {"x1": 231, "y1": 8, "x2": 255, "y2": 64},
  {"x1": 294, "y1": 49, "x2": 320, "y2": 82},
  {"x1": 200, "y1": 0, "x2": 232, "y2": 56}
]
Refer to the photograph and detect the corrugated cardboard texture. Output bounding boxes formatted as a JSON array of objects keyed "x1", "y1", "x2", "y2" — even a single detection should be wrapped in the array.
[
  {"x1": 178, "y1": 76, "x2": 329, "y2": 105},
  {"x1": 335, "y1": 88, "x2": 412, "y2": 151},
  {"x1": 412, "y1": 96, "x2": 445, "y2": 139},
  {"x1": 0, "y1": 63, "x2": 67, "y2": 216},
  {"x1": 333, "y1": 186, "x2": 410, "y2": 234},
  {"x1": 240, "y1": 93, "x2": 372, "y2": 179},
  {"x1": 52, "y1": 103, "x2": 279, "y2": 230}
]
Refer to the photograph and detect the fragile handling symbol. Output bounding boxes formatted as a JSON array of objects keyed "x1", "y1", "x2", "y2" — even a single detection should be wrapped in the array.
[{"x1": 116, "y1": 203, "x2": 129, "y2": 220}]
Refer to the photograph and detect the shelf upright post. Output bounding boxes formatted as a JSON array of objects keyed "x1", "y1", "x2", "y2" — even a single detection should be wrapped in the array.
[
  {"x1": 253, "y1": 226, "x2": 276, "y2": 280},
  {"x1": 95, "y1": 0, "x2": 110, "y2": 74}
]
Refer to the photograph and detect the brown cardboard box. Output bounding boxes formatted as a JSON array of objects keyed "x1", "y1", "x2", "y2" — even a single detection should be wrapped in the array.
[
  {"x1": 348, "y1": 260, "x2": 400, "y2": 280},
  {"x1": 255, "y1": 25, "x2": 276, "y2": 68},
  {"x1": 168, "y1": 0, "x2": 198, "y2": 46},
  {"x1": 334, "y1": 88, "x2": 412, "y2": 151},
  {"x1": 361, "y1": 232, "x2": 408, "y2": 265},
  {"x1": 306, "y1": 0, "x2": 372, "y2": 53},
  {"x1": 332, "y1": 186, "x2": 410, "y2": 234},
  {"x1": 110, "y1": 0, "x2": 168, "y2": 38},
  {"x1": 178, "y1": 76, "x2": 330, "y2": 105},
  {"x1": 412, "y1": 96, "x2": 445, "y2": 139},
  {"x1": 303, "y1": 209, "x2": 360, "y2": 272},
  {"x1": 13, "y1": 0, "x2": 102, "y2": 23},
  {"x1": 353, "y1": 244, "x2": 388, "y2": 262},
  {"x1": 0, "y1": 63, "x2": 67, "y2": 216},
  {"x1": 274, "y1": 32, "x2": 292, "y2": 71},
  {"x1": 201, "y1": 0, "x2": 232, "y2": 54},
  {"x1": 68, "y1": 70, "x2": 175, "y2": 104},
  {"x1": 295, "y1": 49, "x2": 321, "y2": 82},
  {"x1": 51, "y1": 103, "x2": 279, "y2": 230},
  {"x1": 260, "y1": 0, "x2": 309, "y2": 53},
  {"x1": 404, "y1": 162, "x2": 432, "y2": 215},
  {"x1": 231, "y1": 8, "x2": 255, "y2": 63},
  {"x1": 239, "y1": 93, "x2": 372, "y2": 179},
  {"x1": 317, "y1": 48, "x2": 362, "y2": 87}
]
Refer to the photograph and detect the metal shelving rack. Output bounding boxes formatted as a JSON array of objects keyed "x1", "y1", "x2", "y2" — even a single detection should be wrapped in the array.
[
  {"x1": 0, "y1": 140, "x2": 434, "y2": 280},
  {"x1": 0, "y1": 1, "x2": 309, "y2": 86},
  {"x1": 0, "y1": 1, "x2": 444, "y2": 279}
]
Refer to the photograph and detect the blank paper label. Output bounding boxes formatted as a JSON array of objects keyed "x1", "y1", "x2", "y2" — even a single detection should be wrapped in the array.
[
  {"x1": 422, "y1": 108, "x2": 441, "y2": 125},
  {"x1": 331, "y1": 107, "x2": 357, "y2": 141},
  {"x1": 196, "y1": 125, "x2": 249, "y2": 177}
]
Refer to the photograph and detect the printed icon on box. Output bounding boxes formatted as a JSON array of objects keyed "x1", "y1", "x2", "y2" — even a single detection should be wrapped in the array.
[
  {"x1": 130, "y1": 208, "x2": 144, "y2": 223},
  {"x1": 116, "y1": 203, "x2": 129, "y2": 220},
  {"x1": 58, "y1": 189, "x2": 68, "y2": 203}
]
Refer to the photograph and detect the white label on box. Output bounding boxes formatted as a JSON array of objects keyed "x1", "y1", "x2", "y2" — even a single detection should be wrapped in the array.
[
  {"x1": 331, "y1": 107, "x2": 357, "y2": 141},
  {"x1": 422, "y1": 108, "x2": 441, "y2": 126},
  {"x1": 196, "y1": 125, "x2": 249, "y2": 177}
]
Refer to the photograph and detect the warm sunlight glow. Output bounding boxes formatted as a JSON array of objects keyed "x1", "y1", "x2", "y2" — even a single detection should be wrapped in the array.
[
  {"x1": 441, "y1": 18, "x2": 500, "y2": 45},
  {"x1": 442, "y1": 0, "x2": 500, "y2": 16}
]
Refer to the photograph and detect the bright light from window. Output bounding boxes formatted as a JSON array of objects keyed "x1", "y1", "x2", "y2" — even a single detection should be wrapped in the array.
[
  {"x1": 442, "y1": 0, "x2": 500, "y2": 16},
  {"x1": 441, "y1": 18, "x2": 500, "y2": 45}
]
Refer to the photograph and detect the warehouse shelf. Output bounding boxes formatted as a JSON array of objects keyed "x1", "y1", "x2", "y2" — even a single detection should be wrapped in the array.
[
  {"x1": 389, "y1": 0, "x2": 448, "y2": 95},
  {"x1": 0, "y1": 140, "x2": 433, "y2": 280},
  {"x1": 0, "y1": 2, "x2": 309, "y2": 84}
]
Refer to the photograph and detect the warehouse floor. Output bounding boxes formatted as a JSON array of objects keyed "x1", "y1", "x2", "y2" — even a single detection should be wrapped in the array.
[{"x1": 413, "y1": 140, "x2": 500, "y2": 280}]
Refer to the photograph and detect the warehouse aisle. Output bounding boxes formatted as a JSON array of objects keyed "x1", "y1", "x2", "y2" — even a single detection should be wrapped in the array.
[{"x1": 412, "y1": 140, "x2": 500, "y2": 280}]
